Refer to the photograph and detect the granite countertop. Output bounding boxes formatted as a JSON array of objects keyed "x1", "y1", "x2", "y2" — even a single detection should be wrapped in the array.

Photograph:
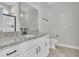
[{"x1": 0, "y1": 32, "x2": 49, "y2": 51}]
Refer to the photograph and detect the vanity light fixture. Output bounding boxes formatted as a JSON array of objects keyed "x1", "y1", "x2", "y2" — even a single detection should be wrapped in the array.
[
  {"x1": 20, "y1": 13, "x2": 24, "y2": 17},
  {"x1": 0, "y1": 12, "x2": 2, "y2": 15}
]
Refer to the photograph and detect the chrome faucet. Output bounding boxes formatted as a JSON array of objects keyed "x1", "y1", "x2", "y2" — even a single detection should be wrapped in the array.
[{"x1": 20, "y1": 27, "x2": 29, "y2": 35}]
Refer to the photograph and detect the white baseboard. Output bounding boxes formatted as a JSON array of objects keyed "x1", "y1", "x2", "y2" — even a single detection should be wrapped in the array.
[{"x1": 56, "y1": 43, "x2": 79, "y2": 50}]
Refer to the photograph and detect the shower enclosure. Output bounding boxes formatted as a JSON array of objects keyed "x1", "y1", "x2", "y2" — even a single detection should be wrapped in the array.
[{"x1": 0, "y1": 13, "x2": 16, "y2": 32}]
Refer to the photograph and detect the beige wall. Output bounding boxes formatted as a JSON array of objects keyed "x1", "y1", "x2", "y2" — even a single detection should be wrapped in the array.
[{"x1": 49, "y1": 2, "x2": 79, "y2": 47}]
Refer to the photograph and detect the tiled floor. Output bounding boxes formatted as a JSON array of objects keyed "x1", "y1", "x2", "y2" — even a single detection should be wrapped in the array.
[{"x1": 48, "y1": 46, "x2": 79, "y2": 57}]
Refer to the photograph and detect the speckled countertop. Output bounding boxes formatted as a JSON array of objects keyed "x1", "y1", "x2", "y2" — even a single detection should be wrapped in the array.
[{"x1": 0, "y1": 32, "x2": 49, "y2": 51}]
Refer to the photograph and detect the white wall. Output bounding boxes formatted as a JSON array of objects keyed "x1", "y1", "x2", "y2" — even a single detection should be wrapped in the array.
[{"x1": 49, "y1": 2, "x2": 79, "y2": 47}]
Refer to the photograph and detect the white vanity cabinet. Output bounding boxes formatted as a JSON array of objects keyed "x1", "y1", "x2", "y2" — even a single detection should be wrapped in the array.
[
  {"x1": 22, "y1": 38, "x2": 46, "y2": 57},
  {"x1": 0, "y1": 34, "x2": 49, "y2": 57},
  {"x1": 19, "y1": 34, "x2": 49, "y2": 57}
]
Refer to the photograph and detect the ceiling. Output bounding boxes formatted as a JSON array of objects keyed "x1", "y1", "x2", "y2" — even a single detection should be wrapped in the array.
[
  {"x1": 45, "y1": 2, "x2": 57, "y2": 5},
  {"x1": 20, "y1": 2, "x2": 36, "y2": 13},
  {"x1": 1, "y1": 2, "x2": 57, "y2": 7},
  {"x1": 1, "y1": 2, "x2": 37, "y2": 12},
  {"x1": 1, "y1": 2, "x2": 17, "y2": 7}
]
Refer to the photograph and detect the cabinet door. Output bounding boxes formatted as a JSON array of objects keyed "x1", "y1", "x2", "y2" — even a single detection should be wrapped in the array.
[
  {"x1": 38, "y1": 35, "x2": 49, "y2": 57},
  {"x1": 37, "y1": 40, "x2": 46, "y2": 57},
  {"x1": 18, "y1": 40, "x2": 38, "y2": 57},
  {"x1": 21, "y1": 45, "x2": 39, "y2": 57}
]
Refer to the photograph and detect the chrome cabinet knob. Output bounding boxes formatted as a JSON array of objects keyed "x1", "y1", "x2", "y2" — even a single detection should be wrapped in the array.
[
  {"x1": 11, "y1": 25, "x2": 14, "y2": 27},
  {"x1": 46, "y1": 42, "x2": 47, "y2": 46},
  {"x1": 38, "y1": 46, "x2": 41, "y2": 52},
  {"x1": 36, "y1": 48, "x2": 38, "y2": 54}
]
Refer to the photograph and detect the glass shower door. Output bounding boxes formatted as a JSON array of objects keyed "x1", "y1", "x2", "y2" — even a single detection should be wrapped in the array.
[
  {"x1": 0, "y1": 8, "x2": 3, "y2": 32},
  {"x1": 2, "y1": 15, "x2": 15, "y2": 32}
]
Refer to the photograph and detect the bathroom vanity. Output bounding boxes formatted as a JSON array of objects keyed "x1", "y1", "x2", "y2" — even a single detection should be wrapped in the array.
[
  {"x1": 0, "y1": 33, "x2": 49, "y2": 57},
  {"x1": 0, "y1": 2, "x2": 49, "y2": 57}
]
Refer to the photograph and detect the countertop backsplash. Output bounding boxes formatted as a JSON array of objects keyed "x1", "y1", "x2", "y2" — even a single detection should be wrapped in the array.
[
  {"x1": 27, "y1": 29, "x2": 39, "y2": 35},
  {"x1": 0, "y1": 29, "x2": 39, "y2": 47},
  {"x1": 0, "y1": 32, "x2": 21, "y2": 38},
  {"x1": 0, "y1": 32, "x2": 22, "y2": 46},
  {"x1": 0, "y1": 29, "x2": 39, "y2": 37},
  {"x1": 0, "y1": 29, "x2": 39, "y2": 41},
  {"x1": 0, "y1": 30, "x2": 48, "y2": 49}
]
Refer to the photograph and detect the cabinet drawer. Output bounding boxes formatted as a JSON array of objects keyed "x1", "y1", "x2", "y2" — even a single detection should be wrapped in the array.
[{"x1": 0, "y1": 46, "x2": 19, "y2": 57}]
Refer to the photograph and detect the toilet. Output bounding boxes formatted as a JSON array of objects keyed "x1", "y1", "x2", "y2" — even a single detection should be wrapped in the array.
[{"x1": 49, "y1": 39, "x2": 58, "y2": 49}]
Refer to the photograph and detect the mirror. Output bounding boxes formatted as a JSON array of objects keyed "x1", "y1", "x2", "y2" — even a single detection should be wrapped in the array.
[
  {"x1": 0, "y1": 2, "x2": 39, "y2": 34},
  {"x1": 19, "y1": 2, "x2": 39, "y2": 34}
]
